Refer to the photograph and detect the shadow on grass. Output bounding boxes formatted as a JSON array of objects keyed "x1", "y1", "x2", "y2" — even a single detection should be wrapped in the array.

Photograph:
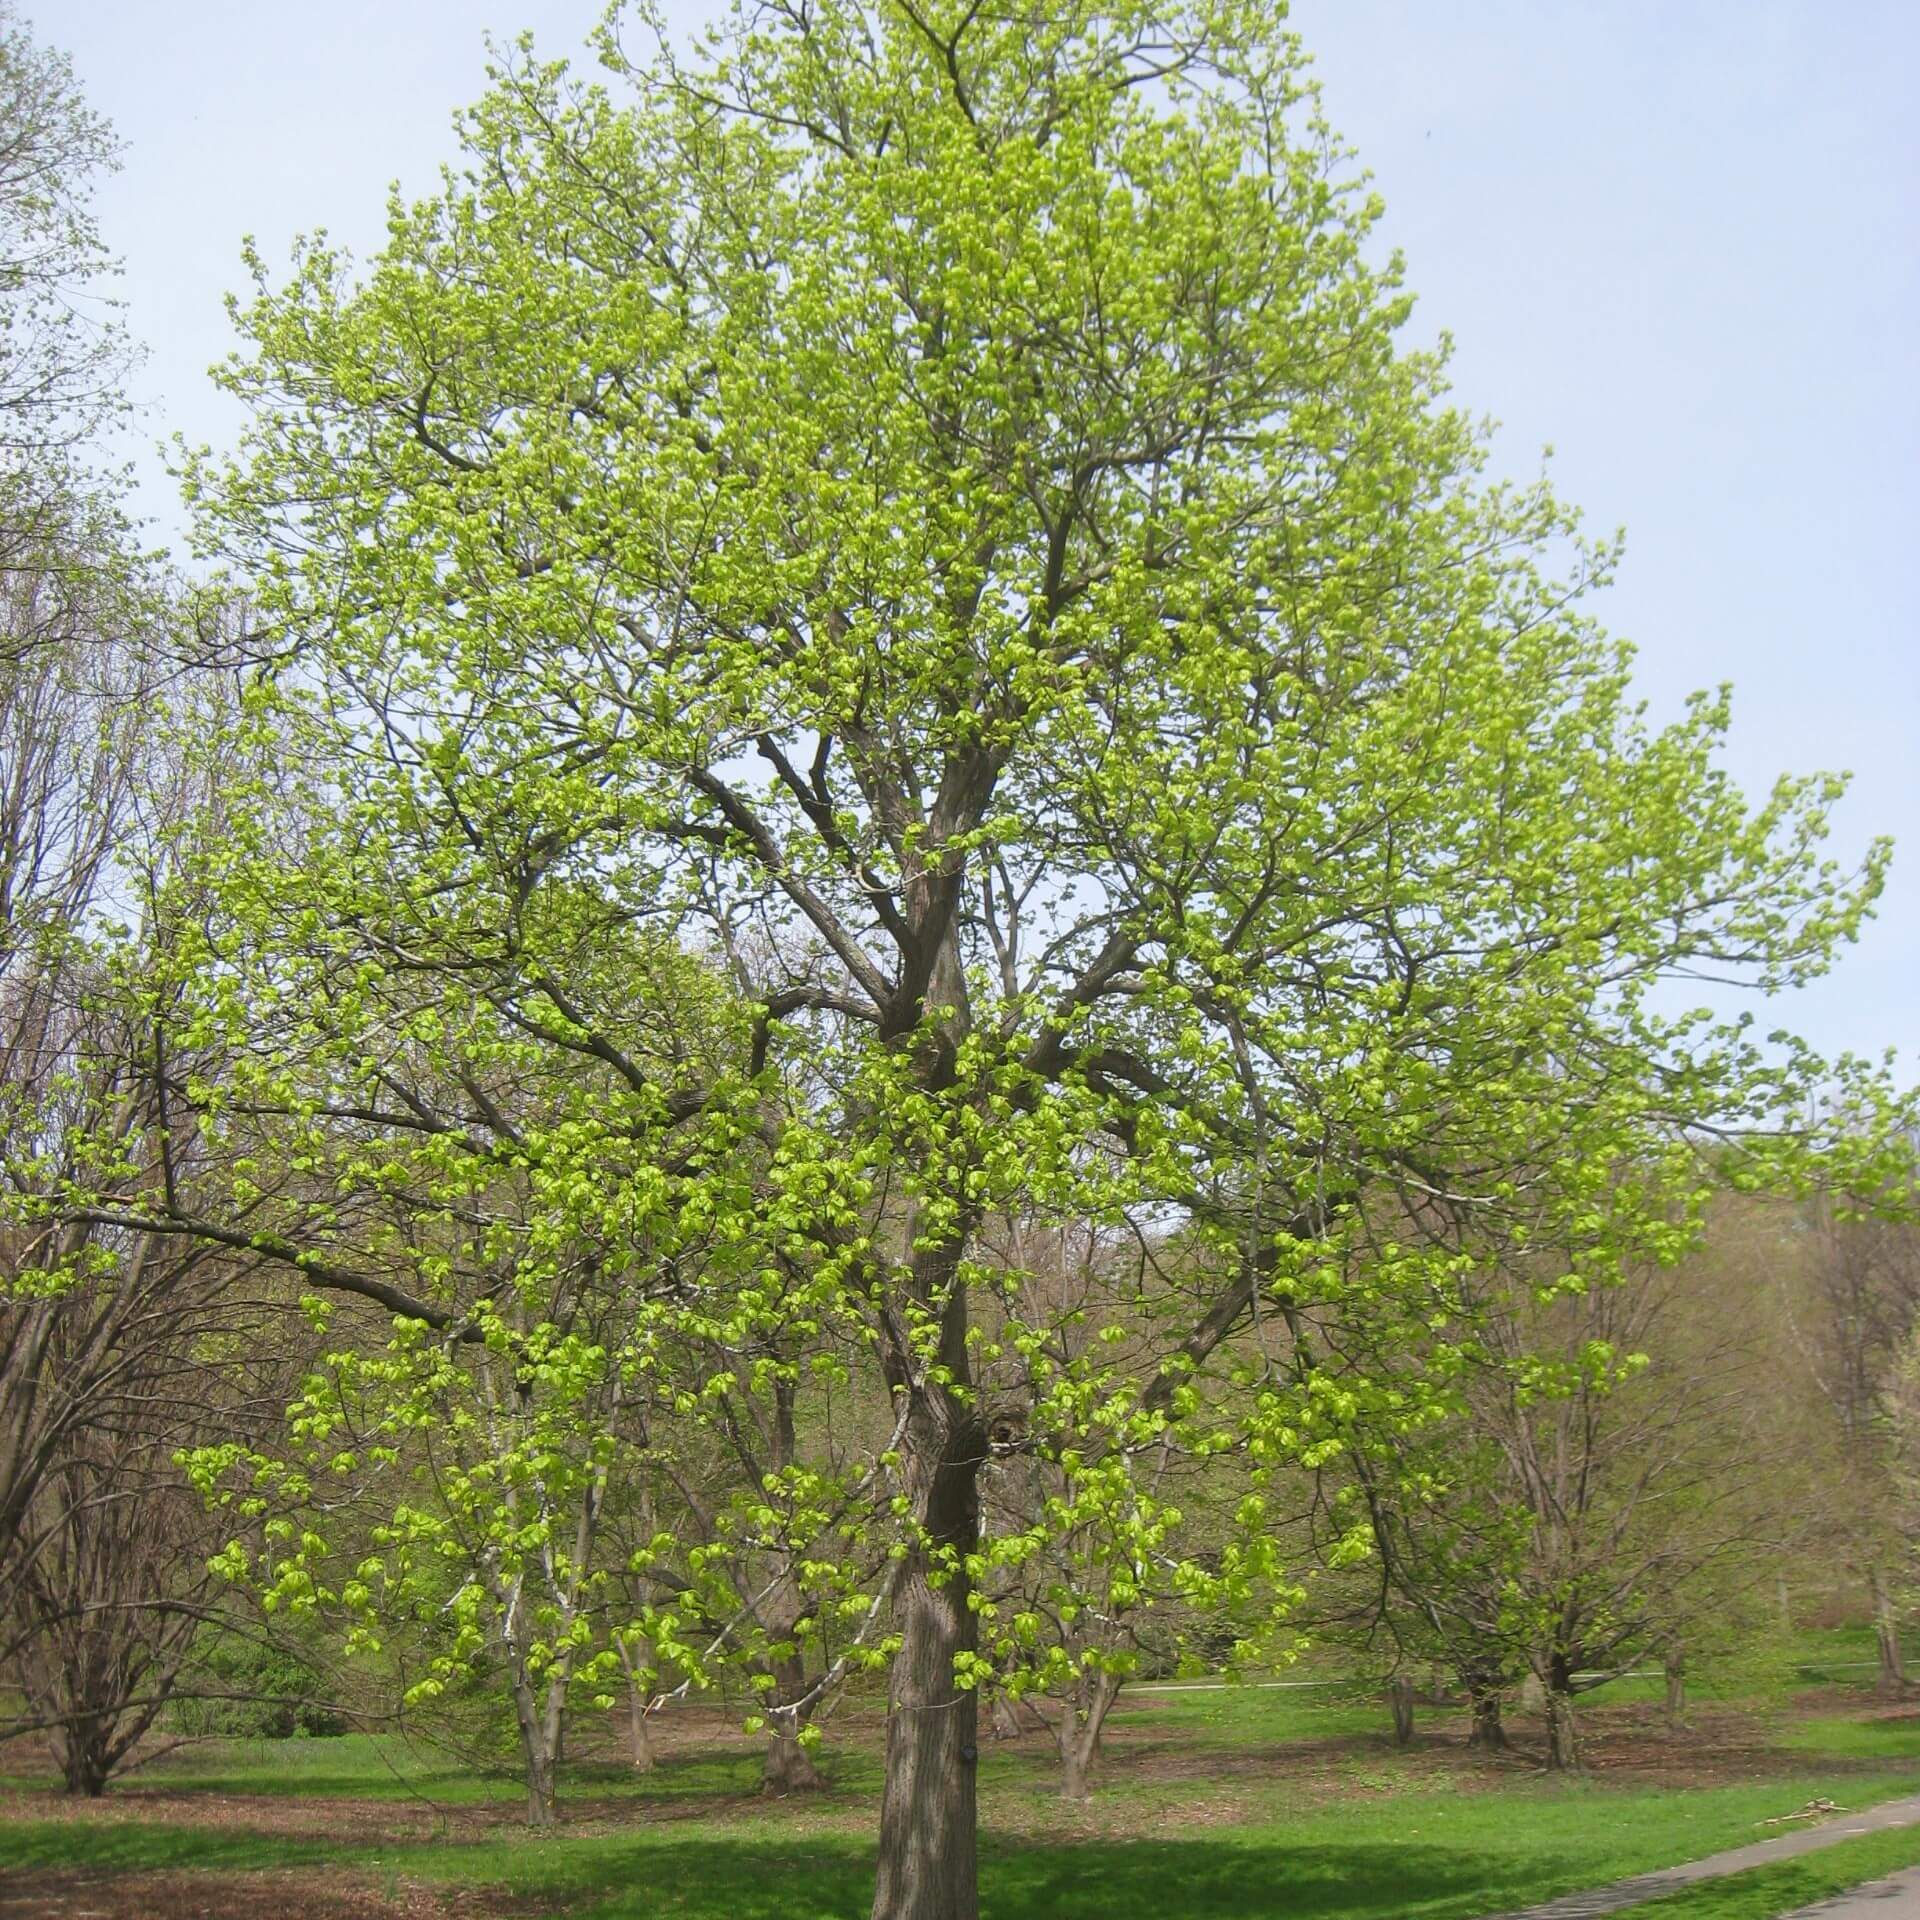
[
  {"x1": 0, "y1": 1819, "x2": 1617, "y2": 1920},
  {"x1": 512, "y1": 1831, "x2": 1610, "y2": 1920},
  {"x1": 20, "y1": 1809, "x2": 1920, "y2": 1920}
]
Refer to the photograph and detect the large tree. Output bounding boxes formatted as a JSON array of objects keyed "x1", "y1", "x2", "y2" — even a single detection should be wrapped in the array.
[{"x1": 145, "y1": 4, "x2": 1902, "y2": 1914}]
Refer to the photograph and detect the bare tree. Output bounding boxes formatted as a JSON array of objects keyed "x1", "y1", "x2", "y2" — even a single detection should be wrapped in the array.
[
  {"x1": 1323, "y1": 1221, "x2": 1801, "y2": 1772},
  {"x1": 1800, "y1": 1200, "x2": 1920, "y2": 1695},
  {"x1": 4, "y1": 1357, "x2": 235, "y2": 1794},
  {"x1": 0, "y1": 0, "x2": 128, "y2": 461}
]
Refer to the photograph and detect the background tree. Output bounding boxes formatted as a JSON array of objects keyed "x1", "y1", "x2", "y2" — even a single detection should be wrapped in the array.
[
  {"x1": 1321, "y1": 1221, "x2": 1811, "y2": 1770},
  {"x1": 0, "y1": 0, "x2": 126, "y2": 465},
  {"x1": 1800, "y1": 1202, "x2": 1920, "y2": 1693},
  {"x1": 0, "y1": 0, "x2": 168, "y2": 1615}
]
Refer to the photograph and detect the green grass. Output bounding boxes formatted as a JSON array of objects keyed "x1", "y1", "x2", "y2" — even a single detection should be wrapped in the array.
[
  {"x1": 1111, "y1": 1680, "x2": 1389, "y2": 1748},
  {"x1": 5, "y1": 1628, "x2": 1919, "y2": 1919},
  {"x1": 1626, "y1": 1820, "x2": 1920, "y2": 1919},
  {"x1": 0, "y1": 1820, "x2": 339, "y2": 1875},
  {"x1": 3, "y1": 1729, "x2": 856, "y2": 1808},
  {"x1": 1778, "y1": 1712, "x2": 1920, "y2": 1762},
  {"x1": 8, "y1": 1769, "x2": 1920, "y2": 1919}
]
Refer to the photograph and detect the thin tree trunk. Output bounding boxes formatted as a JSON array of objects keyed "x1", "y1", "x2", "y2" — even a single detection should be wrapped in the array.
[
  {"x1": 521, "y1": 1739, "x2": 557, "y2": 1828},
  {"x1": 1542, "y1": 1652, "x2": 1581, "y2": 1772},
  {"x1": 1663, "y1": 1651, "x2": 1687, "y2": 1730},
  {"x1": 506, "y1": 1665, "x2": 559, "y2": 1828},
  {"x1": 1055, "y1": 1672, "x2": 1121, "y2": 1799},
  {"x1": 870, "y1": 1410, "x2": 982, "y2": 1920},
  {"x1": 626, "y1": 1680, "x2": 655, "y2": 1772},
  {"x1": 1872, "y1": 1567, "x2": 1907, "y2": 1699},
  {"x1": 616, "y1": 1638, "x2": 655, "y2": 1772},
  {"x1": 1388, "y1": 1674, "x2": 1415, "y2": 1747}
]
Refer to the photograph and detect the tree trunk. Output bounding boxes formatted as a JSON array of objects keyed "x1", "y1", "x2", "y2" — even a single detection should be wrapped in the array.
[
  {"x1": 1388, "y1": 1674, "x2": 1415, "y2": 1747},
  {"x1": 52, "y1": 1723, "x2": 110, "y2": 1797},
  {"x1": 1872, "y1": 1567, "x2": 1907, "y2": 1699},
  {"x1": 625, "y1": 1679, "x2": 655, "y2": 1772},
  {"x1": 870, "y1": 1412, "x2": 982, "y2": 1920},
  {"x1": 1778, "y1": 1574, "x2": 1792, "y2": 1634},
  {"x1": 1663, "y1": 1652, "x2": 1687, "y2": 1730},
  {"x1": 989, "y1": 1693, "x2": 1027, "y2": 1741},
  {"x1": 762, "y1": 1650, "x2": 826, "y2": 1794},
  {"x1": 615, "y1": 1633, "x2": 656, "y2": 1772},
  {"x1": 1518, "y1": 1670, "x2": 1546, "y2": 1716},
  {"x1": 765, "y1": 1722, "x2": 826, "y2": 1794},
  {"x1": 1467, "y1": 1684, "x2": 1507, "y2": 1750},
  {"x1": 507, "y1": 1669, "x2": 560, "y2": 1828},
  {"x1": 1055, "y1": 1672, "x2": 1120, "y2": 1799},
  {"x1": 1542, "y1": 1653, "x2": 1581, "y2": 1772},
  {"x1": 522, "y1": 1743, "x2": 557, "y2": 1828}
]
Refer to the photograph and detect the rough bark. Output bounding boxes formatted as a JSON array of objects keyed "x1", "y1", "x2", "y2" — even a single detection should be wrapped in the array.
[
  {"x1": 1466, "y1": 1683, "x2": 1507, "y2": 1751},
  {"x1": 1542, "y1": 1652, "x2": 1581, "y2": 1772},
  {"x1": 870, "y1": 1400, "x2": 982, "y2": 1920},
  {"x1": 49, "y1": 1722, "x2": 110, "y2": 1797},
  {"x1": 1388, "y1": 1674, "x2": 1415, "y2": 1747}
]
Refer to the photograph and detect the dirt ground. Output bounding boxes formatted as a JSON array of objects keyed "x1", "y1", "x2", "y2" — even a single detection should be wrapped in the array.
[{"x1": 0, "y1": 1863, "x2": 535, "y2": 1919}]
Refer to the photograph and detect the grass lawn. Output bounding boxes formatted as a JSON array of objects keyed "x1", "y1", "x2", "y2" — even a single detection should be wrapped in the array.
[
  {"x1": 3, "y1": 1631, "x2": 1919, "y2": 1919},
  {"x1": 6, "y1": 1771, "x2": 1920, "y2": 1918}
]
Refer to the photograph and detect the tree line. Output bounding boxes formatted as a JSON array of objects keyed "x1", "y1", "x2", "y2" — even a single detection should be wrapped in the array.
[{"x1": 0, "y1": 6, "x2": 1913, "y2": 1920}]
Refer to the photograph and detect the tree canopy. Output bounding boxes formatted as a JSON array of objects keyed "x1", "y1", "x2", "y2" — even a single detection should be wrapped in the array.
[{"x1": 53, "y1": 2, "x2": 1900, "y2": 1913}]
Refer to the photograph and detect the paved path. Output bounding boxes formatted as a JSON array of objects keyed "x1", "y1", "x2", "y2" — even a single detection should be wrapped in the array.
[
  {"x1": 1779, "y1": 1861, "x2": 1920, "y2": 1914},
  {"x1": 1485, "y1": 1793, "x2": 1920, "y2": 1919}
]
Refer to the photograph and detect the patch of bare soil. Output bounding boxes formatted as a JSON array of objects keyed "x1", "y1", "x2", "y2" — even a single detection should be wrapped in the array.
[
  {"x1": 1794, "y1": 1686, "x2": 1920, "y2": 1720},
  {"x1": 0, "y1": 1786, "x2": 533, "y2": 1847},
  {"x1": 0, "y1": 1866, "x2": 529, "y2": 1920},
  {"x1": 1551, "y1": 1702, "x2": 1796, "y2": 1786},
  {"x1": 978, "y1": 1688, "x2": 1892, "y2": 1816}
]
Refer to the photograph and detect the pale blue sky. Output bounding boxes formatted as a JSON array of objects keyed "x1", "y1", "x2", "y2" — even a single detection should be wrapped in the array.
[{"x1": 55, "y1": 0, "x2": 1919, "y2": 1070}]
